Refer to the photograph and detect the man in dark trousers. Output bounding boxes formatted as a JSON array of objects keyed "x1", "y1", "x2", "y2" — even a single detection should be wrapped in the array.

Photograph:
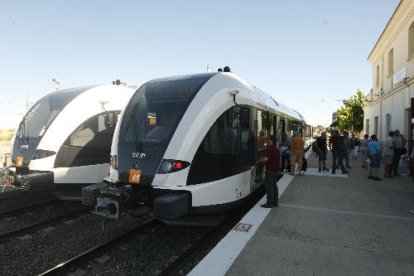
[
  {"x1": 257, "y1": 135, "x2": 280, "y2": 208},
  {"x1": 329, "y1": 130, "x2": 348, "y2": 174}
]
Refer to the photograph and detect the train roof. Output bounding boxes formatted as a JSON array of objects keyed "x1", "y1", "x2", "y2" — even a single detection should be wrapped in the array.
[
  {"x1": 51, "y1": 85, "x2": 98, "y2": 95},
  {"x1": 140, "y1": 72, "x2": 305, "y2": 123},
  {"x1": 146, "y1": 72, "x2": 216, "y2": 84},
  {"x1": 218, "y1": 73, "x2": 305, "y2": 123}
]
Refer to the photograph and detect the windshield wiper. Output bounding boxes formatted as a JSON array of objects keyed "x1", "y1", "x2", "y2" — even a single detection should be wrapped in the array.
[
  {"x1": 125, "y1": 103, "x2": 143, "y2": 152},
  {"x1": 19, "y1": 117, "x2": 29, "y2": 145}
]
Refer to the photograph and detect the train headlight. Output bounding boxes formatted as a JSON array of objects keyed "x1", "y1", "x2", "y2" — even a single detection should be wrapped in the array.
[
  {"x1": 158, "y1": 159, "x2": 190, "y2": 174},
  {"x1": 16, "y1": 156, "x2": 24, "y2": 167},
  {"x1": 33, "y1": 150, "x2": 56, "y2": 160}
]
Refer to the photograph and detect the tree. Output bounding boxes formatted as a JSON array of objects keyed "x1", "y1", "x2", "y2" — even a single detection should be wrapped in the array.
[
  {"x1": 336, "y1": 90, "x2": 364, "y2": 133},
  {"x1": 313, "y1": 125, "x2": 328, "y2": 137}
]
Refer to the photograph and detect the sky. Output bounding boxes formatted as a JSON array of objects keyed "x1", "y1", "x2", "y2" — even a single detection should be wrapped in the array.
[{"x1": 0, "y1": 0, "x2": 400, "y2": 129}]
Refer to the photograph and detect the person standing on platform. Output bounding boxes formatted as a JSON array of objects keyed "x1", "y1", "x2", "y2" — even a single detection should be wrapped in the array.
[
  {"x1": 329, "y1": 130, "x2": 348, "y2": 174},
  {"x1": 383, "y1": 131, "x2": 394, "y2": 178},
  {"x1": 350, "y1": 134, "x2": 360, "y2": 160},
  {"x1": 367, "y1": 134, "x2": 382, "y2": 181},
  {"x1": 257, "y1": 136, "x2": 280, "y2": 208},
  {"x1": 315, "y1": 131, "x2": 329, "y2": 172},
  {"x1": 360, "y1": 134, "x2": 369, "y2": 169},
  {"x1": 290, "y1": 132, "x2": 304, "y2": 175},
  {"x1": 279, "y1": 133, "x2": 291, "y2": 173},
  {"x1": 392, "y1": 129, "x2": 407, "y2": 176},
  {"x1": 343, "y1": 131, "x2": 351, "y2": 169},
  {"x1": 256, "y1": 130, "x2": 266, "y2": 149}
]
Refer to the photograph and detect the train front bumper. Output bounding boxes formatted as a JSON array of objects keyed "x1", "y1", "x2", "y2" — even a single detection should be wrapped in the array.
[
  {"x1": 0, "y1": 167, "x2": 54, "y2": 192},
  {"x1": 81, "y1": 180, "x2": 191, "y2": 221}
]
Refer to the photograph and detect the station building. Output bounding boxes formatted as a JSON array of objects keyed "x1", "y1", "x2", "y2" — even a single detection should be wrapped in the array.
[{"x1": 364, "y1": 0, "x2": 414, "y2": 151}]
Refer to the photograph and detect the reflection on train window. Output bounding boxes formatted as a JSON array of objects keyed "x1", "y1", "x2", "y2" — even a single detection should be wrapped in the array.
[
  {"x1": 256, "y1": 110, "x2": 266, "y2": 150},
  {"x1": 288, "y1": 120, "x2": 303, "y2": 136},
  {"x1": 120, "y1": 76, "x2": 210, "y2": 145},
  {"x1": 17, "y1": 90, "x2": 81, "y2": 139},
  {"x1": 188, "y1": 106, "x2": 254, "y2": 185},
  {"x1": 55, "y1": 111, "x2": 120, "y2": 167},
  {"x1": 145, "y1": 102, "x2": 181, "y2": 141}
]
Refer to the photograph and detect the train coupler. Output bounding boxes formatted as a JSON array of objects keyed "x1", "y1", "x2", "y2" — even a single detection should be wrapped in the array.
[{"x1": 82, "y1": 181, "x2": 152, "y2": 219}]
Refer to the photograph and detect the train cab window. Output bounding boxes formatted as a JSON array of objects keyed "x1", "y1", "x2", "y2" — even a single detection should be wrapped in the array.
[
  {"x1": 17, "y1": 90, "x2": 82, "y2": 140},
  {"x1": 120, "y1": 75, "x2": 212, "y2": 146},
  {"x1": 188, "y1": 106, "x2": 254, "y2": 185},
  {"x1": 55, "y1": 111, "x2": 120, "y2": 167}
]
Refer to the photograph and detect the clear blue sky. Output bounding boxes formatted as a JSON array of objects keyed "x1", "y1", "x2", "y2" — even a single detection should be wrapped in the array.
[{"x1": 0, "y1": 0, "x2": 400, "y2": 128}]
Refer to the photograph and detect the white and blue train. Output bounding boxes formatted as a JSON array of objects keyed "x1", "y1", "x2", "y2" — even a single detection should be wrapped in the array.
[
  {"x1": 7, "y1": 83, "x2": 135, "y2": 199},
  {"x1": 82, "y1": 71, "x2": 307, "y2": 222}
]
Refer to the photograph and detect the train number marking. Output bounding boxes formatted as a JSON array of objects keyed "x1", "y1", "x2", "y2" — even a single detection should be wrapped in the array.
[
  {"x1": 236, "y1": 189, "x2": 245, "y2": 198},
  {"x1": 132, "y1": 152, "x2": 146, "y2": 159}
]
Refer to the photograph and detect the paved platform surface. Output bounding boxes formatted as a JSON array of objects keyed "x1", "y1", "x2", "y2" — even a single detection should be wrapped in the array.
[{"x1": 190, "y1": 151, "x2": 414, "y2": 276}]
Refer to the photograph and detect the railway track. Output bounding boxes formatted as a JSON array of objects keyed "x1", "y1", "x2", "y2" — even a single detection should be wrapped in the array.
[
  {"x1": 36, "y1": 182, "x2": 268, "y2": 275},
  {"x1": 0, "y1": 198, "x2": 60, "y2": 219},
  {"x1": 159, "y1": 186, "x2": 267, "y2": 275},
  {"x1": 16, "y1": 170, "x2": 291, "y2": 275},
  {"x1": 39, "y1": 218, "x2": 159, "y2": 276},
  {"x1": 0, "y1": 207, "x2": 90, "y2": 244}
]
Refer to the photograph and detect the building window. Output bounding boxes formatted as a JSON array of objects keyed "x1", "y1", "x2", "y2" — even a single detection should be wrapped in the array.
[
  {"x1": 365, "y1": 119, "x2": 369, "y2": 135},
  {"x1": 376, "y1": 65, "x2": 380, "y2": 87},
  {"x1": 374, "y1": 116, "x2": 379, "y2": 136},
  {"x1": 388, "y1": 48, "x2": 394, "y2": 76},
  {"x1": 409, "y1": 22, "x2": 414, "y2": 58},
  {"x1": 386, "y1": 113, "x2": 392, "y2": 134}
]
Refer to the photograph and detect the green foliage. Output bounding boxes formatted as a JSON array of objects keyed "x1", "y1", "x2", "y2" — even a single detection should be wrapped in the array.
[
  {"x1": 261, "y1": 111, "x2": 272, "y2": 134},
  {"x1": 336, "y1": 90, "x2": 364, "y2": 133}
]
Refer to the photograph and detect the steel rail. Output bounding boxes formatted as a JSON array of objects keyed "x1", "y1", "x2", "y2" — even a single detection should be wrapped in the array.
[
  {"x1": 0, "y1": 208, "x2": 90, "y2": 244},
  {"x1": 38, "y1": 218, "x2": 160, "y2": 276},
  {"x1": 0, "y1": 198, "x2": 60, "y2": 219}
]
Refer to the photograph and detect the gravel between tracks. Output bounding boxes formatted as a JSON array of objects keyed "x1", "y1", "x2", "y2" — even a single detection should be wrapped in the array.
[
  {"x1": 0, "y1": 213, "x2": 146, "y2": 275},
  {"x1": 0, "y1": 202, "x2": 82, "y2": 235}
]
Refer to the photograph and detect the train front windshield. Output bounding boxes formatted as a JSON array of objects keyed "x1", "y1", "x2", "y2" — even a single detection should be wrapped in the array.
[
  {"x1": 117, "y1": 74, "x2": 214, "y2": 184},
  {"x1": 120, "y1": 75, "x2": 214, "y2": 146},
  {"x1": 12, "y1": 89, "x2": 85, "y2": 165},
  {"x1": 18, "y1": 90, "x2": 83, "y2": 139}
]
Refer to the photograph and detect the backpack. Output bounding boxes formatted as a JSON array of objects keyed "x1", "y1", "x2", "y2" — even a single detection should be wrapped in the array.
[
  {"x1": 312, "y1": 141, "x2": 318, "y2": 152},
  {"x1": 302, "y1": 157, "x2": 308, "y2": 171}
]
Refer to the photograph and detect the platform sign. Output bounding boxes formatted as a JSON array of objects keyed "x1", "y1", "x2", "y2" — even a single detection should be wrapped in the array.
[
  {"x1": 233, "y1": 222, "x2": 253, "y2": 232},
  {"x1": 393, "y1": 68, "x2": 406, "y2": 86}
]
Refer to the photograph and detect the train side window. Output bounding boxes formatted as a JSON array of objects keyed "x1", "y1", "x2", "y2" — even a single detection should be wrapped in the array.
[
  {"x1": 256, "y1": 110, "x2": 265, "y2": 151},
  {"x1": 277, "y1": 118, "x2": 285, "y2": 142},
  {"x1": 55, "y1": 111, "x2": 120, "y2": 167},
  {"x1": 188, "y1": 106, "x2": 254, "y2": 185}
]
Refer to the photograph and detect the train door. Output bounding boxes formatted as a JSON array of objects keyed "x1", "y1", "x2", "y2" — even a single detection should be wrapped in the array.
[
  {"x1": 187, "y1": 105, "x2": 254, "y2": 185},
  {"x1": 251, "y1": 110, "x2": 277, "y2": 189},
  {"x1": 253, "y1": 109, "x2": 265, "y2": 189}
]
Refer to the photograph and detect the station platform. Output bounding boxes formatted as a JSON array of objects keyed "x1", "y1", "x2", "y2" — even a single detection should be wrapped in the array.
[{"x1": 189, "y1": 150, "x2": 414, "y2": 275}]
